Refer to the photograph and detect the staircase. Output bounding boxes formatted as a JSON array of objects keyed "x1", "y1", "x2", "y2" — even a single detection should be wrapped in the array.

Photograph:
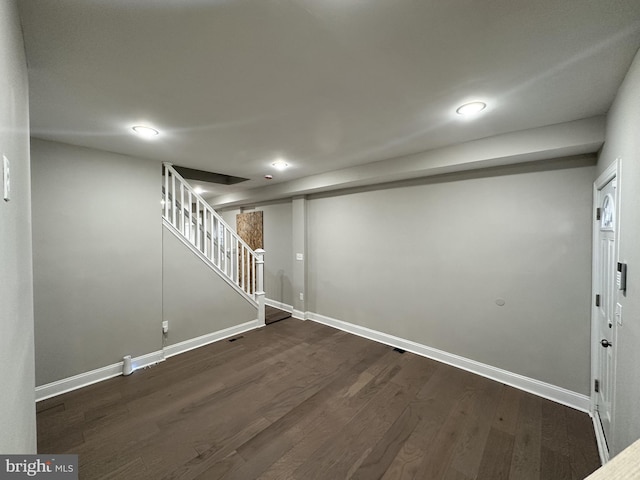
[{"x1": 161, "y1": 162, "x2": 265, "y2": 324}]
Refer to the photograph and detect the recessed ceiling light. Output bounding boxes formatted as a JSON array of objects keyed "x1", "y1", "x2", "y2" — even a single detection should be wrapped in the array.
[
  {"x1": 456, "y1": 102, "x2": 487, "y2": 116},
  {"x1": 131, "y1": 125, "x2": 159, "y2": 138},
  {"x1": 264, "y1": 175, "x2": 273, "y2": 180},
  {"x1": 194, "y1": 186, "x2": 204, "y2": 194},
  {"x1": 271, "y1": 159, "x2": 289, "y2": 170}
]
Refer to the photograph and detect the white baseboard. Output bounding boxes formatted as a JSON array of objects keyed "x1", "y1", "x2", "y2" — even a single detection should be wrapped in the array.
[
  {"x1": 35, "y1": 350, "x2": 165, "y2": 402},
  {"x1": 163, "y1": 319, "x2": 261, "y2": 359},
  {"x1": 292, "y1": 309, "x2": 306, "y2": 320},
  {"x1": 592, "y1": 411, "x2": 610, "y2": 464},
  {"x1": 36, "y1": 309, "x2": 591, "y2": 416},
  {"x1": 263, "y1": 299, "x2": 305, "y2": 322},
  {"x1": 307, "y1": 311, "x2": 592, "y2": 413},
  {"x1": 131, "y1": 350, "x2": 166, "y2": 371},
  {"x1": 265, "y1": 299, "x2": 293, "y2": 313},
  {"x1": 35, "y1": 320, "x2": 262, "y2": 402}
]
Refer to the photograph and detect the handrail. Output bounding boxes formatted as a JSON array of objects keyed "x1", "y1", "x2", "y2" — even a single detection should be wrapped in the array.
[{"x1": 162, "y1": 163, "x2": 265, "y2": 323}]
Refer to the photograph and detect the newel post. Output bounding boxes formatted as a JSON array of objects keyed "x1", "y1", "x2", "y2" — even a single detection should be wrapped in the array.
[{"x1": 255, "y1": 249, "x2": 266, "y2": 325}]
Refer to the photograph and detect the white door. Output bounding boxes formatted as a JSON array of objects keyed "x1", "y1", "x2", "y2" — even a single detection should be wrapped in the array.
[{"x1": 594, "y1": 171, "x2": 618, "y2": 453}]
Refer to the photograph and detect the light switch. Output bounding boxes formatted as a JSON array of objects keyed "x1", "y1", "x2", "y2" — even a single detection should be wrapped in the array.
[{"x1": 3, "y1": 155, "x2": 9, "y2": 202}]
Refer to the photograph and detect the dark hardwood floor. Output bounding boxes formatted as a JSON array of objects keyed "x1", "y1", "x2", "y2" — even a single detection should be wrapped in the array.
[
  {"x1": 265, "y1": 306, "x2": 291, "y2": 325},
  {"x1": 37, "y1": 318, "x2": 601, "y2": 479}
]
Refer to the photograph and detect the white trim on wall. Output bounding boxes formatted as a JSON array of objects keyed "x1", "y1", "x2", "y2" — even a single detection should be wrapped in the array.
[
  {"x1": 593, "y1": 411, "x2": 610, "y2": 464},
  {"x1": 292, "y1": 309, "x2": 306, "y2": 321},
  {"x1": 306, "y1": 311, "x2": 591, "y2": 413},
  {"x1": 264, "y1": 298, "x2": 306, "y2": 321},
  {"x1": 265, "y1": 299, "x2": 293, "y2": 313},
  {"x1": 35, "y1": 350, "x2": 165, "y2": 402},
  {"x1": 163, "y1": 319, "x2": 262, "y2": 359},
  {"x1": 36, "y1": 305, "x2": 591, "y2": 419},
  {"x1": 35, "y1": 320, "x2": 262, "y2": 402}
]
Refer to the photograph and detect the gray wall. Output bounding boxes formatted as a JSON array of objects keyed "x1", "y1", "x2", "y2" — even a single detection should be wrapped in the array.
[
  {"x1": 0, "y1": 0, "x2": 36, "y2": 453},
  {"x1": 291, "y1": 198, "x2": 307, "y2": 314},
  {"x1": 219, "y1": 202, "x2": 294, "y2": 307},
  {"x1": 31, "y1": 138, "x2": 262, "y2": 387},
  {"x1": 262, "y1": 201, "x2": 294, "y2": 306},
  {"x1": 307, "y1": 160, "x2": 595, "y2": 395},
  {"x1": 31, "y1": 139, "x2": 163, "y2": 385},
  {"x1": 162, "y1": 227, "x2": 257, "y2": 344},
  {"x1": 597, "y1": 47, "x2": 640, "y2": 456}
]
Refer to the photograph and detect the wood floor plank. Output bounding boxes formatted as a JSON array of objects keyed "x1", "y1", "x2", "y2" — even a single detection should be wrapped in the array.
[
  {"x1": 540, "y1": 445, "x2": 573, "y2": 480},
  {"x1": 447, "y1": 377, "x2": 504, "y2": 478},
  {"x1": 476, "y1": 427, "x2": 515, "y2": 480},
  {"x1": 444, "y1": 466, "x2": 475, "y2": 480},
  {"x1": 350, "y1": 403, "x2": 421, "y2": 480},
  {"x1": 192, "y1": 451, "x2": 246, "y2": 480},
  {"x1": 509, "y1": 392, "x2": 542, "y2": 480},
  {"x1": 541, "y1": 397, "x2": 571, "y2": 458},
  {"x1": 347, "y1": 353, "x2": 440, "y2": 480},
  {"x1": 380, "y1": 365, "x2": 482, "y2": 480},
  {"x1": 253, "y1": 349, "x2": 402, "y2": 479},
  {"x1": 75, "y1": 422, "x2": 162, "y2": 478},
  {"x1": 290, "y1": 380, "x2": 409, "y2": 480},
  {"x1": 36, "y1": 319, "x2": 600, "y2": 480},
  {"x1": 36, "y1": 398, "x2": 65, "y2": 415},
  {"x1": 236, "y1": 343, "x2": 393, "y2": 462},
  {"x1": 265, "y1": 306, "x2": 291, "y2": 325},
  {"x1": 564, "y1": 407, "x2": 601, "y2": 479},
  {"x1": 231, "y1": 346, "x2": 399, "y2": 479},
  {"x1": 413, "y1": 374, "x2": 488, "y2": 479},
  {"x1": 492, "y1": 385, "x2": 522, "y2": 435},
  {"x1": 97, "y1": 457, "x2": 146, "y2": 480},
  {"x1": 160, "y1": 416, "x2": 272, "y2": 480}
]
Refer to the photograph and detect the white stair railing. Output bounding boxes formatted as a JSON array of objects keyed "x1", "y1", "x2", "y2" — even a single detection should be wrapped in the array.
[{"x1": 162, "y1": 163, "x2": 265, "y2": 324}]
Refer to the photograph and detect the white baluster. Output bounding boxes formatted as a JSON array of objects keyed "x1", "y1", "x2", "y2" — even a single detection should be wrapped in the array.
[
  {"x1": 187, "y1": 188, "x2": 193, "y2": 244},
  {"x1": 240, "y1": 245, "x2": 245, "y2": 291},
  {"x1": 252, "y1": 254, "x2": 256, "y2": 294},
  {"x1": 255, "y1": 249, "x2": 266, "y2": 325},
  {"x1": 180, "y1": 182, "x2": 185, "y2": 234},
  {"x1": 223, "y1": 227, "x2": 227, "y2": 275},
  {"x1": 233, "y1": 241, "x2": 237, "y2": 285},
  {"x1": 163, "y1": 164, "x2": 169, "y2": 219},
  {"x1": 234, "y1": 240, "x2": 239, "y2": 286},
  {"x1": 228, "y1": 231, "x2": 232, "y2": 279},
  {"x1": 216, "y1": 218, "x2": 220, "y2": 268},
  {"x1": 203, "y1": 208, "x2": 209, "y2": 259},
  {"x1": 171, "y1": 172, "x2": 176, "y2": 226},
  {"x1": 195, "y1": 199, "x2": 201, "y2": 251},
  {"x1": 210, "y1": 210, "x2": 215, "y2": 261}
]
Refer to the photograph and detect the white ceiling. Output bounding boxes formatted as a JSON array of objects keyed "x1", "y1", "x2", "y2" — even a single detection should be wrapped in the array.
[{"x1": 18, "y1": 0, "x2": 640, "y2": 203}]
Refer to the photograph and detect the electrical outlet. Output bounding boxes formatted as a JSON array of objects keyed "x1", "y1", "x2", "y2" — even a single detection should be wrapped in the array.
[
  {"x1": 296, "y1": 253, "x2": 304, "y2": 261},
  {"x1": 162, "y1": 320, "x2": 169, "y2": 333}
]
